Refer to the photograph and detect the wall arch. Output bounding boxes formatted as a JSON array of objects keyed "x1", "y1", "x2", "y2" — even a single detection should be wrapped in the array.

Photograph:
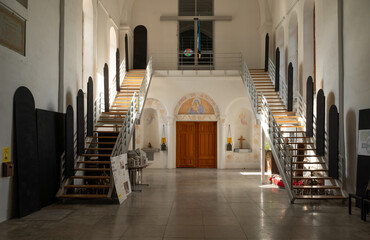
[
  {"x1": 288, "y1": 11, "x2": 298, "y2": 94},
  {"x1": 174, "y1": 92, "x2": 220, "y2": 121}
]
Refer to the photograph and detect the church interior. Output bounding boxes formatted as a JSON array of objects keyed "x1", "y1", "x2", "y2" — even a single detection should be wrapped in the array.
[{"x1": 0, "y1": 0, "x2": 369, "y2": 239}]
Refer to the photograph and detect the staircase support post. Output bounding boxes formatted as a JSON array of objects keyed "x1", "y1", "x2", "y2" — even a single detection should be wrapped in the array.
[
  {"x1": 306, "y1": 77, "x2": 314, "y2": 137},
  {"x1": 265, "y1": 33, "x2": 269, "y2": 72},
  {"x1": 287, "y1": 62, "x2": 293, "y2": 112},
  {"x1": 275, "y1": 48, "x2": 280, "y2": 91},
  {"x1": 87, "y1": 77, "x2": 93, "y2": 137},
  {"x1": 104, "y1": 63, "x2": 109, "y2": 112},
  {"x1": 116, "y1": 48, "x2": 120, "y2": 92},
  {"x1": 316, "y1": 89, "x2": 326, "y2": 156},
  {"x1": 77, "y1": 89, "x2": 85, "y2": 155}
]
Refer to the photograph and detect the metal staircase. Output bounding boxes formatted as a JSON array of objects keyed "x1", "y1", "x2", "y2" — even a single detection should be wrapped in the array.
[
  {"x1": 57, "y1": 58, "x2": 153, "y2": 200},
  {"x1": 242, "y1": 59, "x2": 346, "y2": 203}
]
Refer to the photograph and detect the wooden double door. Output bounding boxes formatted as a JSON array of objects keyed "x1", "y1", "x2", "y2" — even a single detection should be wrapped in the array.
[{"x1": 176, "y1": 122, "x2": 217, "y2": 168}]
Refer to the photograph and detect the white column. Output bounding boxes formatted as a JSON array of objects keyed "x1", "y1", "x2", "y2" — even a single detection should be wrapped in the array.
[
  {"x1": 167, "y1": 116, "x2": 176, "y2": 169},
  {"x1": 260, "y1": 124, "x2": 266, "y2": 184},
  {"x1": 219, "y1": 115, "x2": 227, "y2": 169}
]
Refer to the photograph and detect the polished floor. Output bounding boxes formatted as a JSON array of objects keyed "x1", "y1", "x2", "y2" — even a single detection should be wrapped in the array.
[{"x1": 0, "y1": 169, "x2": 369, "y2": 240}]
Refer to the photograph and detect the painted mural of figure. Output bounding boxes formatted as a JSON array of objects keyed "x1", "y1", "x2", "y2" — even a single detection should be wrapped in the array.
[{"x1": 188, "y1": 98, "x2": 204, "y2": 114}]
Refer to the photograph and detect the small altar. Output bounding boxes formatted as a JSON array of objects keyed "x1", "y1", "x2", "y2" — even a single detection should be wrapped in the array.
[{"x1": 142, "y1": 147, "x2": 160, "y2": 160}]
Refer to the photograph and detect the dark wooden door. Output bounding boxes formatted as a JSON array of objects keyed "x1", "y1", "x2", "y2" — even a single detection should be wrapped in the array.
[
  {"x1": 176, "y1": 122, "x2": 217, "y2": 168},
  {"x1": 133, "y1": 25, "x2": 147, "y2": 69}
]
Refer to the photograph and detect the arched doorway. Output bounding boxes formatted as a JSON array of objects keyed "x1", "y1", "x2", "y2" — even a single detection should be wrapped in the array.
[
  {"x1": 133, "y1": 25, "x2": 147, "y2": 69},
  {"x1": 174, "y1": 93, "x2": 220, "y2": 168}
]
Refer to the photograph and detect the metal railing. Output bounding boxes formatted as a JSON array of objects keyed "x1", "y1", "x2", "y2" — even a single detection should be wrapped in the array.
[
  {"x1": 241, "y1": 60, "x2": 259, "y2": 118},
  {"x1": 268, "y1": 58, "x2": 288, "y2": 108},
  {"x1": 137, "y1": 57, "x2": 153, "y2": 120},
  {"x1": 152, "y1": 52, "x2": 242, "y2": 71},
  {"x1": 241, "y1": 59, "x2": 294, "y2": 202}
]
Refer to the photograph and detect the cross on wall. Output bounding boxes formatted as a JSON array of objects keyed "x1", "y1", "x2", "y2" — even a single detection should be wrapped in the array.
[{"x1": 238, "y1": 136, "x2": 246, "y2": 149}]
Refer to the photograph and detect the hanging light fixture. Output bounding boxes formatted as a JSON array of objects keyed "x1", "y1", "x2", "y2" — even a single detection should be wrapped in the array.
[
  {"x1": 227, "y1": 124, "x2": 232, "y2": 151},
  {"x1": 161, "y1": 124, "x2": 167, "y2": 151}
]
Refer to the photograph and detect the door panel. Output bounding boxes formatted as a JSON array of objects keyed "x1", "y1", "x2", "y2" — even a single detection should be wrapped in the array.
[
  {"x1": 176, "y1": 122, "x2": 217, "y2": 168},
  {"x1": 176, "y1": 122, "x2": 196, "y2": 167},
  {"x1": 198, "y1": 122, "x2": 217, "y2": 168}
]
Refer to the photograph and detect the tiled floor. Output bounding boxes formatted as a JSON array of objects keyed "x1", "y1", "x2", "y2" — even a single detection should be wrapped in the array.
[{"x1": 0, "y1": 169, "x2": 369, "y2": 239}]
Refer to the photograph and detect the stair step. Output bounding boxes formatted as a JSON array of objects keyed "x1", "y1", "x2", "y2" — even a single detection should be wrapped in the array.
[
  {"x1": 97, "y1": 121, "x2": 124, "y2": 124},
  {"x1": 82, "y1": 153, "x2": 111, "y2": 157},
  {"x1": 292, "y1": 155, "x2": 319, "y2": 157},
  {"x1": 77, "y1": 161, "x2": 111, "y2": 164},
  {"x1": 293, "y1": 169, "x2": 329, "y2": 172},
  {"x1": 86, "y1": 142, "x2": 116, "y2": 145},
  {"x1": 85, "y1": 148, "x2": 114, "y2": 151},
  {"x1": 70, "y1": 175, "x2": 110, "y2": 179},
  {"x1": 293, "y1": 176, "x2": 333, "y2": 180},
  {"x1": 75, "y1": 168, "x2": 111, "y2": 171},
  {"x1": 93, "y1": 131, "x2": 120, "y2": 133},
  {"x1": 274, "y1": 116, "x2": 299, "y2": 119},
  {"x1": 293, "y1": 185, "x2": 340, "y2": 189},
  {"x1": 289, "y1": 148, "x2": 316, "y2": 151},
  {"x1": 278, "y1": 125, "x2": 304, "y2": 128},
  {"x1": 291, "y1": 162, "x2": 326, "y2": 165},
  {"x1": 95, "y1": 125, "x2": 123, "y2": 128},
  {"x1": 295, "y1": 195, "x2": 346, "y2": 200},
  {"x1": 64, "y1": 185, "x2": 110, "y2": 189},
  {"x1": 58, "y1": 194, "x2": 108, "y2": 199},
  {"x1": 277, "y1": 120, "x2": 301, "y2": 124},
  {"x1": 282, "y1": 136, "x2": 311, "y2": 139},
  {"x1": 91, "y1": 136, "x2": 118, "y2": 139}
]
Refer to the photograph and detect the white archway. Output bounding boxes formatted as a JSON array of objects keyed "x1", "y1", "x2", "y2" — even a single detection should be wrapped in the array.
[
  {"x1": 82, "y1": 0, "x2": 94, "y2": 91},
  {"x1": 303, "y1": 0, "x2": 315, "y2": 98},
  {"x1": 288, "y1": 11, "x2": 298, "y2": 94}
]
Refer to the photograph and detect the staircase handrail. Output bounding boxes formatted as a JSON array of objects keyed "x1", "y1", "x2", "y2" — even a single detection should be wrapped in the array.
[
  {"x1": 268, "y1": 58, "x2": 288, "y2": 108},
  {"x1": 260, "y1": 93, "x2": 295, "y2": 202},
  {"x1": 137, "y1": 57, "x2": 153, "y2": 121},
  {"x1": 241, "y1": 59, "x2": 259, "y2": 118}
]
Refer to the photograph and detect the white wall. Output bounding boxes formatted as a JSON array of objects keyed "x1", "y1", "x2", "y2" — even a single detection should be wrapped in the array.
[
  {"x1": 146, "y1": 72, "x2": 260, "y2": 169},
  {"x1": 0, "y1": 0, "x2": 61, "y2": 222},
  {"x1": 342, "y1": 0, "x2": 370, "y2": 193},
  {"x1": 130, "y1": 0, "x2": 262, "y2": 68}
]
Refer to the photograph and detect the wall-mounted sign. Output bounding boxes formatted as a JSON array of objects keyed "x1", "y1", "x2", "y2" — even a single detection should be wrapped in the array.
[
  {"x1": 358, "y1": 130, "x2": 370, "y2": 156},
  {"x1": 184, "y1": 48, "x2": 193, "y2": 57},
  {"x1": 0, "y1": 4, "x2": 26, "y2": 55},
  {"x1": 3, "y1": 147, "x2": 10, "y2": 163}
]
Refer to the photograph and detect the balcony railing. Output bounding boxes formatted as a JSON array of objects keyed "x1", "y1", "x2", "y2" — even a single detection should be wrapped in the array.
[{"x1": 152, "y1": 52, "x2": 242, "y2": 71}]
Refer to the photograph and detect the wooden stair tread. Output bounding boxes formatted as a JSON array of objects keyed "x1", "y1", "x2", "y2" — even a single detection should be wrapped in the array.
[
  {"x1": 64, "y1": 185, "x2": 110, "y2": 189},
  {"x1": 86, "y1": 142, "x2": 116, "y2": 144},
  {"x1": 293, "y1": 176, "x2": 332, "y2": 179},
  {"x1": 293, "y1": 169, "x2": 329, "y2": 172},
  {"x1": 292, "y1": 155, "x2": 319, "y2": 157},
  {"x1": 295, "y1": 195, "x2": 345, "y2": 200},
  {"x1": 82, "y1": 153, "x2": 111, "y2": 157},
  {"x1": 282, "y1": 136, "x2": 311, "y2": 139},
  {"x1": 85, "y1": 148, "x2": 113, "y2": 151},
  {"x1": 75, "y1": 168, "x2": 111, "y2": 171},
  {"x1": 289, "y1": 148, "x2": 317, "y2": 151},
  {"x1": 291, "y1": 162, "x2": 326, "y2": 164},
  {"x1": 91, "y1": 136, "x2": 118, "y2": 139},
  {"x1": 71, "y1": 175, "x2": 110, "y2": 179},
  {"x1": 293, "y1": 185, "x2": 339, "y2": 189},
  {"x1": 278, "y1": 125, "x2": 304, "y2": 128},
  {"x1": 77, "y1": 161, "x2": 111, "y2": 164},
  {"x1": 58, "y1": 194, "x2": 108, "y2": 199},
  {"x1": 93, "y1": 131, "x2": 120, "y2": 133}
]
